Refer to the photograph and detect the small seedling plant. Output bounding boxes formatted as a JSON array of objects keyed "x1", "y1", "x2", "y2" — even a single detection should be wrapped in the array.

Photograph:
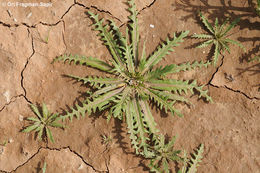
[
  {"x1": 101, "y1": 134, "x2": 112, "y2": 145},
  {"x1": 0, "y1": 140, "x2": 7, "y2": 147},
  {"x1": 192, "y1": 13, "x2": 245, "y2": 66},
  {"x1": 148, "y1": 135, "x2": 182, "y2": 172},
  {"x1": 148, "y1": 136, "x2": 204, "y2": 173},
  {"x1": 22, "y1": 103, "x2": 63, "y2": 143}
]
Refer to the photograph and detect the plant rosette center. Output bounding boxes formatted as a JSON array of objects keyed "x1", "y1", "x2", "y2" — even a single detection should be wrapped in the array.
[{"x1": 125, "y1": 73, "x2": 144, "y2": 86}]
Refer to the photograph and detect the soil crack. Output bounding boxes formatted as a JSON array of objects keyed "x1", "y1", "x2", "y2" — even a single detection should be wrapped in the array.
[
  {"x1": 224, "y1": 85, "x2": 259, "y2": 100},
  {"x1": 90, "y1": 5, "x2": 123, "y2": 23},
  {"x1": 105, "y1": 159, "x2": 109, "y2": 173},
  {"x1": 0, "y1": 1, "x2": 75, "y2": 29},
  {"x1": 20, "y1": 28, "x2": 34, "y2": 104},
  {"x1": 9, "y1": 147, "x2": 42, "y2": 173},
  {"x1": 0, "y1": 20, "x2": 37, "y2": 28},
  {"x1": 39, "y1": 20, "x2": 62, "y2": 27},
  {"x1": 75, "y1": 1, "x2": 123, "y2": 24},
  {"x1": 207, "y1": 55, "x2": 225, "y2": 85},
  {"x1": 0, "y1": 95, "x2": 23, "y2": 112},
  {"x1": 36, "y1": 2, "x2": 75, "y2": 27},
  {"x1": 61, "y1": 3, "x2": 77, "y2": 19},
  {"x1": 66, "y1": 146, "x2": 102, "y2": 172},
  {"x1": 209, "y1": 83, "x2": 259, "y2": 100},
  {"x1": 208, "y1": 54, "x2": 259, "y2": 100},
  {"x1": 75, "y1": 1, "x2": 158, "y2": 25},
  {"x1": 8, "y1": 146, "x2": 103, "y2": 172},
  {"x1": 0, "y1": 20, "x2": 18, "y2": 28},
  {"x1": 74, "y1": 1, "x2": 89, "y2": 9},
  {"x1": 138, "y1": 0, "x2": 157, "y2": 14},
  {"x1": 46, "y1": 146, "x2": 105, "y2": 172}
]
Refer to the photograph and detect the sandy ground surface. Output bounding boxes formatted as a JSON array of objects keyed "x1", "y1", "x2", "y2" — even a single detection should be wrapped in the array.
[{"x1": 0, "y1": 0, "x2": 259, "y2": 172}]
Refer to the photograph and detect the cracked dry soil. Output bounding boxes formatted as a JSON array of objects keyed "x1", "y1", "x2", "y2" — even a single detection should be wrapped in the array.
[{"x1": 0, "y1": 0, "x2": 259, "y2": 172}]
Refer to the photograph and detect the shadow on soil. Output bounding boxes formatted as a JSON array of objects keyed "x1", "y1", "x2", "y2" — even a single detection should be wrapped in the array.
[
  {"x1": 173, "y1": 0, "x2": 259, "y2": 30},
  {"x1": 175, "y1": 0, "x2": 260, "y2": 62},
  {"x1": 236, "y1": 62, "x2": 260, "y2": 80}
]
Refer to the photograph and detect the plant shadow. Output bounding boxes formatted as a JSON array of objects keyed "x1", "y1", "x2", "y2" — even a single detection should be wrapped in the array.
[
  {"x1": 35, "y1": 161, "x2": 42, "y2": 173},
  {"x1": 112, "y1": 118, "x2": 131, "y2": 154},
  {"x1": 236, "y1": 62, "x2": 260, "y2": 75},
  {"x1": 238, "y1": 43, "x2": 259, "y2": 62},
  {"x1": 173, "y1": 0, "x2": 259, "y2": 30},
  {"x1": 174, "y1": 0, "x2": 260, "y2": 64}
]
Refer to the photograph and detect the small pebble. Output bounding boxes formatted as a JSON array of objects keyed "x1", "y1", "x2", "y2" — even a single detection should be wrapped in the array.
[
  {"x1": 0, "y1": 147, "x2": 4, "y2": 155},
  {"x1": 3, "y1": 91, "x2": 10, "y2": 103},
  {"x1": 19, "y1": 115, "x2": 24, "y2": 121},
  {"x1": 26, "y1": 12, "x2": 32, "y2": 18},
  {"x1": 149, "y1": 24, "x2": 155, "y2": 28},
  {"x1": 13, "y1": 18, "x2": 17, "y2": 22},
  {"x1": 203, "y1": 51, "x2": 206, "y2": 54},
  {"x1": 51, "y1": 10, "x2": 56, "y2": 16},
  {"x1": 21, "y1": 147, "x2": 29, "y2": 156},
  {"x1": 8, "y1": 138, "x2": 14, "y2": 143},
  {"x1": 78, "y1": 164, "x2": 84, "y2": 170}
]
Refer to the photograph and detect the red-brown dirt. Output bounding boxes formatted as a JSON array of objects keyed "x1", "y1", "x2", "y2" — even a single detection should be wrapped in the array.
[{"x1": 0, "y1": 0, "x2": 259, "y2": 172}]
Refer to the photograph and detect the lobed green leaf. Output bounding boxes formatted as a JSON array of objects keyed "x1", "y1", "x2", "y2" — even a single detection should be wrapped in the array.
[
  {"x1": 223, "y1": 38, "x2": 245, "y2": 52},
  {"x1": 46, "y1": 127, "x2": 54, "y2": 143},
  {"x1": 141, "y1": 31, "x2": 189, "y2": 75},
  {"x1": 144, "y1": 88, "x2": 182, "y2": 117},
  {"x1": 22, "y1": 123, "x2": 40, "y2": 133},
  {"x1": 88, "y1": 11, "x2": 125, "y2": 69},
  {"x1": 199, "y1": 12, "x2": 215, "y2": 34},
  {"x1": 126, "y1": 99, "x2": 140, "y2": 153},
  {"x1": 146, "y1": 65, "x2": 175, "y2": 80},
  {"x1": 168, "y1": 60, "x2": 211, "y2": 74},
  {"x1": 54, "y1": 54, "x2": 113, "y2": 72},
  {"x1": 192, "y1": 34, "x2": 213, "y2": 39},
  {"x1": 187, "y1": 144, "x2": 204, "y2": 173},
  {"x1": 196, "y1": 40, "x2": 214, "y2": 48},
  {"x1": 67, "y1": 75, "x2": 124, "y2": 88},
  {"x1": 139, "y1": 100, "x2": 159, "y2": 134},
  {"x1": 30, "y1": 104, "x2": 42, "y2": 119},
  {"x1": 213, "y1": 42, "x2": 220, "y2": 66},
  {"x1": 146, "y1": 79, "x2": 196, "y2": 95},
  {"x1": 128, "y1": 0, "x2": 139, "y2": 66},
  {"x1": 221, "y1": 18, "x2": 240, "y2": 37}
]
